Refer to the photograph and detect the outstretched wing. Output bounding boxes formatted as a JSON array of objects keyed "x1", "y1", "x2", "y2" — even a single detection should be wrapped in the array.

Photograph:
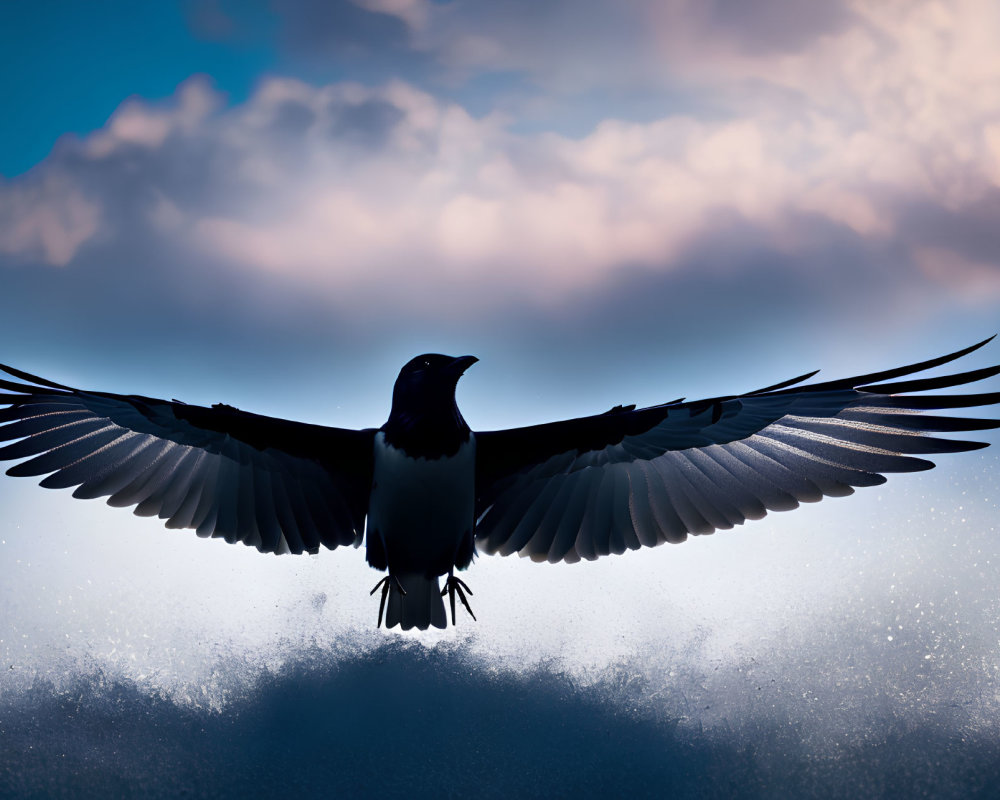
[
  {"x1": 0, "y1": 365, "x2": 375, "y2": 555},
  {"x1": 475, "y1": 338, "x2": 1000, "y2": 563}
]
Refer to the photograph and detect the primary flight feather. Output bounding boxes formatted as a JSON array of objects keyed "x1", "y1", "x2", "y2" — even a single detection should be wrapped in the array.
[{"x1": 1, "y1": 341, "x2": 998, "y2": 630}]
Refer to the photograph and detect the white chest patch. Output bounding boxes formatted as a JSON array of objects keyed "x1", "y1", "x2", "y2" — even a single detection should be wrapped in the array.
[{"x1": 367, "y1": 432, "x2": 476, "y2": 566}]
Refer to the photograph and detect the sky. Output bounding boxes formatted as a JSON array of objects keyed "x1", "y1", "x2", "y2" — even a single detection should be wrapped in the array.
[{"x1": 1, "y1": 1, "x2": 1000, "y2": 796}]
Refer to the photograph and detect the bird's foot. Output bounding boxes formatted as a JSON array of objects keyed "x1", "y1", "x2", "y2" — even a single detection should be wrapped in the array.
[
  {"x1": 440, "y1": 575, "x2": 476, "y2": 626},
  {"x1": 370, "y1": 574, "x2": 406, "y2": 628}
]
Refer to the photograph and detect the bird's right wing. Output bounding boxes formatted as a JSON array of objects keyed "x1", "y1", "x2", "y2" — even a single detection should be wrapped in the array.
[
  {"x1": 0, "y1": 365, "x2": 375, "y2": 555},
  {"x1": 474, "y1": 338, "x2": 1000, "y2": 563}
]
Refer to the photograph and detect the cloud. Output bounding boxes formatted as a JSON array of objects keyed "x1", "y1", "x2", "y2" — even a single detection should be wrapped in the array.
[
  {"x1": 0, "y1": 174, "x2": 101, "y2": 266},
  {"x1": 685, "y1": 0, "x2": 855, "y2": 55},
  {"x1": 900, "y1": 190, "x2": 1000, "y2": 301},
  {"x1": 274, "y1": 0, "x2": 413, "y2": 55},
  {"x1": 270, "y1": 0, "x2": 855, "y2": 89},
  {"x1": 2, "y1": 0, "x2": 999, "y2": 346},
  {"x1": 3, "y1": 454, "x2": 1000, "y2": 797},
  {"x1": 83, "y1": 79, "x2": 220, "y2": 159},
  {"x1": 5, "y1": 643, "x2": 1000, "y2": 798}
]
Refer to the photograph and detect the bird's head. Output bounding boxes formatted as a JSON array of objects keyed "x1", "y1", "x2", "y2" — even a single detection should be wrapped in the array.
[{"x1": 391, "y1": 353, "x2": 478, "y2": 410}]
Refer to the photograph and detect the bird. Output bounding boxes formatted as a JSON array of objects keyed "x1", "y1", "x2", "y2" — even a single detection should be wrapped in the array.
[{"x1": 0, "y1": 340, "x2": 998, "y2": 630}]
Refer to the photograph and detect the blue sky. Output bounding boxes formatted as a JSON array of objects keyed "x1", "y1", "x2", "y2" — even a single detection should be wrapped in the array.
[
  {"x1": 1, "y1": 2, "x2": 999, "y2": 794},
  {"x1": 0, "y1": 2, "x2": 268, "y2": 177}
]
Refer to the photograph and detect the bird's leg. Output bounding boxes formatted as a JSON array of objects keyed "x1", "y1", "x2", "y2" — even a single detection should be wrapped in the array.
[
  {"x1": 369, "y1": 574, "x2": 406, "y2": 628},
  {"x1": 440, "y1": 573, "x2": 476, "y2": 626}
]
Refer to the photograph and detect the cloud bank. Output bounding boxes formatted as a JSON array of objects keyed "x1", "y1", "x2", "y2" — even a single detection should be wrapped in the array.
[
  {"x1": 5, "y1": 642, "x2": 1000, "y2": 799},
  {"x1": 2, "y1": 0, "x2": 999, "y2": 322}
]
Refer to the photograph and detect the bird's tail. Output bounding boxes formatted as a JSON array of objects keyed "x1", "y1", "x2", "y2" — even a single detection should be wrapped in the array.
[{"x1": 385, "y1": 573, "x2": 447, "y2": 631}]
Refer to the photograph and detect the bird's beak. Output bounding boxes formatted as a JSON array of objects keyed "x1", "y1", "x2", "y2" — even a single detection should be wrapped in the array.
[{"x1": 450, "y1": 355, "x2": 478, "y2": 376}]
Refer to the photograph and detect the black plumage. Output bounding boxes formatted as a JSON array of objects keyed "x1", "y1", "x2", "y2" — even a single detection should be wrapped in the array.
[{"x1": 1, "y1": 339, "x2": 998, "y2": 629}]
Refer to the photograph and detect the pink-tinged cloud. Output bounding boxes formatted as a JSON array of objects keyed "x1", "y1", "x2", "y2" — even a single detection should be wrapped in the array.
[
  {"x1": 281, "y1": 0, "x2": 852, "y2": 86},
  {"x1": 84, "y1": 80, "x2": 219, "y2": 159},
  {"x1": 2, "y1": 0, "x2": 998, "y2": 308},
  {"x1": 0, "y1": 175, "x2": 101, "y2": 266}
]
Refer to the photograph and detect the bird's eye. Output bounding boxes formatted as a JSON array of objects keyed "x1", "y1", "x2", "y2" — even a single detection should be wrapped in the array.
[{"x1": 423, "y1": 360, "x2": 431, "y2": 368}]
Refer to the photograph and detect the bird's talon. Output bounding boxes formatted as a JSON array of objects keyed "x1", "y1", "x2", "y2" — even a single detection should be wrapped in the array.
[
  {"x1": 442, "y1": 575, "x2": 476, "y2": 625},
  {"x1": 370, "y1": 575, "x2": 407, "y2": 627},
  {"x1": 378, "y1": 580, "x2": 389, "y2": 627},
  {"x1": 456, "y1": 584, "x2": 476, "y2": 621}
]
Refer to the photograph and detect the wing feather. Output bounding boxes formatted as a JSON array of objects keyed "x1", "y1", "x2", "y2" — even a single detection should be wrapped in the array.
[
  {"x1": 703, "y1": 444, "x2": 801, "y2": 512},
  {"x1": 106, "y1": 440, "x2": 177, "y2": 507},
  {"x1": 0, "y1": 417, "x2": 108, "y2": 454},
  {"x1": 651, "y1": 457, "x2": 715, "y2": 534},
  {"x1": 157, "y1": 449, "x2": 207, "y2": 524},
  {"x1": 0, "y1": 365, "x2": 374, "y2": 555},
  {"x1": 133, "y1": 444, "x2": 192, "y2": 516},
  {"x1": 269, "y1": 469, "x2": 306, "y2": 554},
  {"x1": 550, "y1": 470, "x2": 601, "y2": 561},
  {"x1": 584, "y1": 469, "x2": 618, "y2": 558},
  {"x1": 667, "y1": 452, "x2": 741, "y2": 529},
  {"x1": 6, "y1": 424, "x2": 120, "y2": 478},
  {"x1": 156, "y1": 448, "x2": 207, "y2": 520},
  {"x1": 643, "y1": 459, "x2": 690, "y2": 544},
  {"x1": 522, "y1": 474, "x2": 576, "y2": 561},
  {"x1": 192, "y1": 451, "x2": 224, "y2": 537},
  {"x1": 624, "y1": 465, "x2": 660, "y2": 549},
  {"x1": 682, "y1": 448, "x2": 767, "y2": 521},
  {"x1": 602, "y1": 469, "x2": 628, "y2": 556},
  {"x1": 476, "y1": 340, "x2": 998, "y2": 562}
]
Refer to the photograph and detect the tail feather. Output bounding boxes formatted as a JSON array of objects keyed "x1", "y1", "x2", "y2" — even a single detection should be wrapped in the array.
[{"x1": 385, "y1": 573, "x2": 447, "y2": 630}]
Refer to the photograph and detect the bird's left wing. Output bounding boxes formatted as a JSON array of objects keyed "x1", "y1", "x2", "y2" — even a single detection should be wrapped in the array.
[
  {"x1": 0, "y1": 365, "x2": 375, "y2": 554},
  {"x1": 474, "y1": 339, "x2": 1000, "y2": 563}
]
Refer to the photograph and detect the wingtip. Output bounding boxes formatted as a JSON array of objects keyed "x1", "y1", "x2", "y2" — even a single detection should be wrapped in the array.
[
  {"x1": 0, "y1": 362, "x2": 75, "y2": 392},
  {"x1": 954, "y1": 335, "x2": 996, "y2": 358},
  {"x1": 773, "y1": 336, "x2": 999, "y2": 397},
  {"x1": 858, "y1": 363, "x2": 1000, "y2": 395},
  {"x1": 746, "y1": 368, "x2": 821, "y2": 396}
]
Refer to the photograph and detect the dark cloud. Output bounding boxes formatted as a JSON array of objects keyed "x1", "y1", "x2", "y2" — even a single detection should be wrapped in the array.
[
  {"x1": 268, "y1": 99, "x2": 318, "y2": 137},
  {"x1": 899, "y1": 190, "x2": 1000, "y2": 268},
  {"x1": 450, "y1": 211, "x2": 936, "y2": 418},
  {"x1": 259, "y1": 0, "x2": 652, "y2": 94},
  {"x1": 702, "y1": 0, "x2": 855, "y2": 55},
  {"x1": 263, "y1": 0, "x2": 855, "y2": 92},
  {"x1": 3, "y1": 642, "x2": 999, "y2": 798},
  {"x1": 0, "y1": 646, "x2": 739, "y2": 798},
  {"x1": 275, "y1": 0, "x2": 411, "y2": 56},
  {"x1": 327, "y1": 97, "x2": 405, "y2": 146},
  {"x1": 0, "y1": 182, "x2": 957, "y2": 429}
]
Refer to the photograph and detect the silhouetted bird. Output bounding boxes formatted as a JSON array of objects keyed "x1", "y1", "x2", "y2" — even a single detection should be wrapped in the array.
[{"x1": 1, "y1": 341, "x2": 998, "y2": 629}]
